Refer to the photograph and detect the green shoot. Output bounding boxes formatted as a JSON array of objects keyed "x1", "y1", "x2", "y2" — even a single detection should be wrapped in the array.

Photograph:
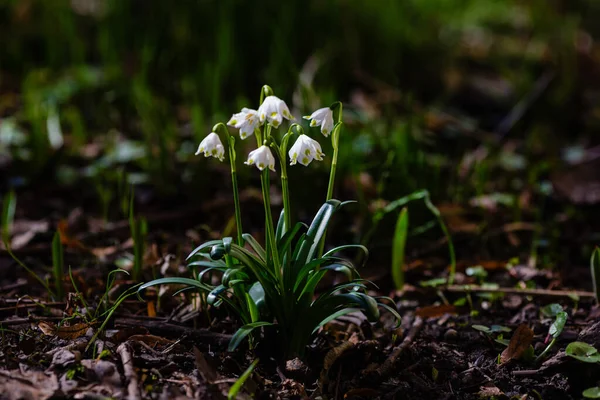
[
  {"x1": 391, "y1": 207, "x2": 409, "y2": 290},
  {"x1": 1, "y1": 191, "x2": 54, "y2": 297},
  {"x1": 129, "y1": 188, "x2": 147, "y2": 281},
  {"x1": 51, "y1": 231, "x2": 65, "y2": 300},
  {"x1": 228, "y1": 358, "x2": 259, "y2": 400},
  {"x1": 591, "y1": 247, "x2": 600, "y2": 304}
]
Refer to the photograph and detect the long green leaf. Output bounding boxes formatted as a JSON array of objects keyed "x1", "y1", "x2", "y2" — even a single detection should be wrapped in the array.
[
  {"x1": 1, "y1": 190, "x2": 16, "y2": 246},
  {"x1": 207, "y1": 284, "x2": 229, "y2": 305},
  {"x1": 242, "y1": 233, "x2": 266, "y2": 263},
  {"x1": 391, "y1": 207, "x2": 409, "y2": 290},
  {"x1": 186, "y1": 240, "x2": 225, "y2": 261},
  {"x1": 294, "y1": 200, "x2": 341, "y2": 269},
  {"x1": 228, "y1": 358, "x2": 259, "y2": 400},
  {"x1": 139, "y1": 277, "x2": 212, "y2": 293},
  {"x1": 228, "y1": 322, "x2": 273, "y2": 352},
  {"x1": 323, "y1": 244, "x2": 369, "y2": 265},
  {"x1": 592, "y1": 247, "x2": 600, "y2": 304},
  {"x1": 51, "y1": 231, "x2": 65, "y2": 300}
]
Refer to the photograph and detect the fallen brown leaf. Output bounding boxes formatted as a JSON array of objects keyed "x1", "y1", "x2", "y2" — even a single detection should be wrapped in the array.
[
  {"x1": 415, "y1": 304, "x2": 457, "y2": 318},
  {"x1": 38, "y1": 321, "x2": 95, "y2": 339},
  {"x1": 500, "y1": 324, "x2": 534, "y2": 363}
]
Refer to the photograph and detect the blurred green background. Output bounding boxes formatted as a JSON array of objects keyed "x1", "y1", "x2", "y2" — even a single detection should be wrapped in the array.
[{"x1": 1, "y1": 0, "x2": 599, "y2": 226}]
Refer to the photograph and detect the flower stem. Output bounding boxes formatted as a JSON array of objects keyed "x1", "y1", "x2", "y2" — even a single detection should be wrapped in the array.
[
  {"x1": 325, "y1": 102, "x2": 343, "y2": 201},
  {"x1": 319, "y1": 103, "x2": 343, "y2": 257},
  {"x1": 260, "y1": 170, "x2": 280, "y2": 276},
  {"x1": 213, "y1": 123, "x2": 243, "y2": 246}
]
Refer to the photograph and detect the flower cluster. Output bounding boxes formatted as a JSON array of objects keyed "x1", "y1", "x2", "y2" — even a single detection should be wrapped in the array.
[{"x1": 195, "y1": 92, "x2": 335, "y2": 170}]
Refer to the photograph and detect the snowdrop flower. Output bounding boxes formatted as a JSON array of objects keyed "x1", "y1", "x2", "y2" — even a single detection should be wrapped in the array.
[
  {"x1": 288, "y1": 134, "x2": 325, "y2": 166},
  {"x1": 195, "y1": 132, "x2": 225, "y2": 161},
  {"x1": 227, "y1": 108, "x2": 260, "y2": 140},
  {"x1": 303, "y1": 107, "x2": 334, "y2": 137},
  {"x1": 245, "y1": 145, "x2": 276, "y2": 171},
  {"x1": 258, "y1": 95, "x2": 293, "y2": 128}
]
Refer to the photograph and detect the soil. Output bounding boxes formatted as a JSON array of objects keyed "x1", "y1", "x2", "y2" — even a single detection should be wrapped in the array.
[{"x1": 1, "y1": 188, "x2": 599, "y2": 400}]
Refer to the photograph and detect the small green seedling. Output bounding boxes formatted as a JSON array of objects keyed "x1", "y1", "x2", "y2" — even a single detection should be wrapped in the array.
[
  {"x1": 52, "y1": 231, "x2": 65, "y2": 300},
  {"x1": 129, "y1": 189, "x2": 148, "y2": 281},
  {"x1": 535, "y1": 311, "x2": 567, "y2": 363},
  {"x1": 591, "y1": 247, "x2": 600, "y2": 304},
  {"x1": 565, "y1": 342, "x2": 600, "y2": 398},
  {"x1": 228, "y1": 358, "x2": 259, "y2": 400},
  {"x1": 391, "y1": 207, "x2": 409, "y2": 290},
  {"x1": 2, "y1": 191, "x2": 54, "y2": 297}
]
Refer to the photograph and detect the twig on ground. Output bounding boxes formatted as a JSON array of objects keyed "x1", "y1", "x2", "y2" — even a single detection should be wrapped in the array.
[
  {"x1": 377, "y1": 317, "x2": 424, "y2": 379},
  {"x1": 114, "y1": 317, "x2": 232, "y2": 346},
  {"x1": 117, "y1": 342, "x2": 141, "y2": 400},
  {"x1": 444, "y1": 285, "x2": 595, "y2": 299}
]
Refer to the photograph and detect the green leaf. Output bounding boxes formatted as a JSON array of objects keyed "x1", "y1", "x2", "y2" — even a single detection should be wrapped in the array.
[
  {"x1": 188, "y1": 260, "x2": 227, "y2": 270},
  {"x1": 242, "y1": 233, "x2": 266, "y2": 262},
  {"x1": 293, "y1": 256, "x2": 354, "y2": 292},
  {"x1": 391, "y1": 207, "x2": 409, "y2": 290},
  {"x1": 377, "y1": 302, "x2": 402, "y2": 325},
  {"x1": 197, "y1": 266, "x2": 228, "y2": 281},
  {"x1": 312, "y1": 308, "x2": 362, "y2": 334},
  {"x1": 248, "y1": 282, "x2": 266, "y2": 312},
  {"x1": 207, "y1": 285, "x2": 229, "y2": 305},
  {"x1": 228, "y1": 322, "x2": 273, "y2": 352},
  {"x1": 592, "y1": 248, "x2": 600, "y2": 305},
  {"x1": 277, "y1": 222, "x2": 306, "y2": 256},
  {"x1": 228, "y1": 358, "x2": 259, "y2": 400},
  {"x1": 294, "y1": 200, "x2": 342, "y2": 268},
  {"x1": 549, "y1": 311, "x2": 567, "y2": 338},
  {"x1": 323, "y1": 244, "x2": 369, "y2": 263},
  {"x1": 540, "y1": 303, "x2": 563, "y2": 318},
  {"x1": 139, "y1": 277, "x2": 212, "y2": 293},
  {"x1": 583, "y1": 387, "x2": 600, "y2": 398},
  {"x1": 186, "y1": 240, "x2": 225, "y2": 261},
  {"x1": 565, "y1": 341, "x2": 600, "y2": 363},
  {"x1": 472, "y1": 325, "x2": 491, "y2": 333},
  {"x1": 1, "y1": 190, "x2": 16, "y2": 246},
  {"x1": 52, "y1": 231, "x2": 65, "y2": 300},
  {"x1": 275, "y1": 209, "x2": 286, "y2": 240}
]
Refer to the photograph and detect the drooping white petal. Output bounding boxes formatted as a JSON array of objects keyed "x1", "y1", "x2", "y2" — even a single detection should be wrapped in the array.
[
  {"x1": 195, "y1": 132, "x2": 225, "y2": 162},
  {"x1": 303, "y1": 107, "x2": 334, "y2": 137},
  {"x1": 245, "y1": 145, "x2": 276, "y2": 171},
  {"x1": 227, "y1": 108, "x2": 260, "y2": 140},
  {"x1": 258, "y1": 95, "x2": 293, "y2": 128},
  {"x1": 288, "y1": 134, "x2": 325, "y2": 166}
]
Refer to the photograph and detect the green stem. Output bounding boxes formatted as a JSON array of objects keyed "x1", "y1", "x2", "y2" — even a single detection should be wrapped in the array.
[
  {"x1": 213, "y1": 123, "x2": 243, "y2": 246},
  {"x1": 535, "y1": 338, "x2": 556, "y2": 364},
  {"x1": 318, "y1": 104, "x2": 343, "y2": 257},
  {"x1": 260, "y1": 170, "x2": 280, "y2": 278}
]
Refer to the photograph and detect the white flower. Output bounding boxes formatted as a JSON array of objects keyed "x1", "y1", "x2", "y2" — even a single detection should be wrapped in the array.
[
  {"x1": 258, "y1": 95, "x2": 293, "y2": 128},
  {"x1": 288, "y1": 134, "x2": 325, "y2": 166},
  {"x1": 195, "y1": 132, "x2": 224, "y2": 161},
  {"x1": 227, "y1": 108, "x2": 260, "y2": 140},
  {"x1": 245, "y1": 145, "x2": 276, "y2": 171},
  {"x1": 303, "y1": 107, "x2": 334, "y2": 137}
]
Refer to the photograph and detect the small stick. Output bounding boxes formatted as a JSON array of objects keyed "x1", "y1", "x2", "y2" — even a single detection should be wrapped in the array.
[
  {"x1": 377, "y1": 317, "x2": 424, "y2": 378},
  {"x1": 117, "y1": 342, "x2": 141, "y2": 400},
  {"x1": 444, "y1": 285, "x2": 594, "y2": 299}
]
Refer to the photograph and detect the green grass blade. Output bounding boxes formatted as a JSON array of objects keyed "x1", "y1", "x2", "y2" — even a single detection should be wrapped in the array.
[
  {"x1": 391, "y1": 207, "x2": 409, "y2": 290},
  {"x1": 228, "y1": 322, "x2": 273, "y2": 352},
  {"x1": 592, "y1": 247, "x2": 600, "y2": 304},
  {"x1": 52, "y1": 231, "x2": 65, "y2": 300},
  {"x1": 228, "y1": 358, "x2": 259, "y2": 400},
  {"x1": 139, "y1": 277, "x2": 212, "y2": 293},
  {"x1": 1, "y1": 190, "x2": 16, "y2": 246},
  {"x1": 423, "y1": 193, "x2": 456, "y2": 285}
]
